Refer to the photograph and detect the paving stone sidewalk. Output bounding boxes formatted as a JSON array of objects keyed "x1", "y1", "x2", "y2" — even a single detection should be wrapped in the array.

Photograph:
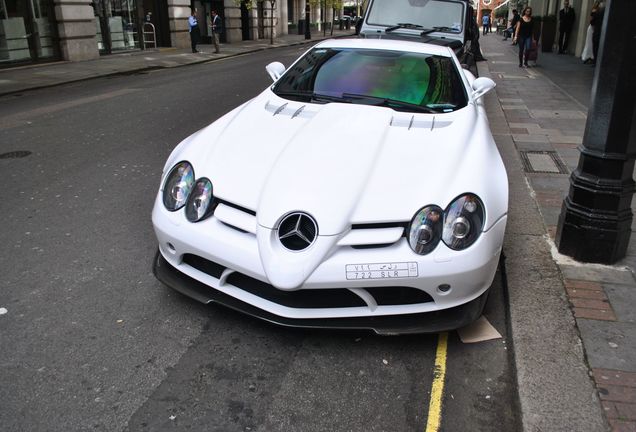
[{"x1": 479, "y1": 33, "x2": 636, "y2": 432}]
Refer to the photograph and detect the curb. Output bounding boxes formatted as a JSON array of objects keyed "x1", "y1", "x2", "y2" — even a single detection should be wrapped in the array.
[{"x1": 0, "y1": 33, "x2": 354, "y2": 98}]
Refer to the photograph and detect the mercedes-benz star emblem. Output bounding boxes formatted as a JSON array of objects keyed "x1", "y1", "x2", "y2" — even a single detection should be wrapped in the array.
[{"x1": 278, "y1": 212, "x2": 318, "y2": 251}]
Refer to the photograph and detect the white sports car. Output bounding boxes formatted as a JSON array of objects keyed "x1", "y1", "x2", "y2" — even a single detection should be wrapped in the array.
[{"x1": 152, "y1": 38, "x2": 508, "y2": 335}]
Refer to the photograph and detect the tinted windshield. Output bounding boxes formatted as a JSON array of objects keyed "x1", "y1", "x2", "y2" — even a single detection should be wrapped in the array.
[
  {"x1": 272, "y1": 48, "x2": 467, "y2": 113},
  {"x1": 367, "y1": 0, "x2": 464, "y2": 33}
]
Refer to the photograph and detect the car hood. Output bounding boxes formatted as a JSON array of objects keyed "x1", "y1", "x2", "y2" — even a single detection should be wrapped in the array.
[{"x1": 172, "y1": 91, "x2": 507, "y2": 237}]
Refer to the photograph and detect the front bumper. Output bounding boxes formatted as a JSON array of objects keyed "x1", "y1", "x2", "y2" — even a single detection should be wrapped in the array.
[
  {"x1": 152, "y1": 194, "x2": 507, "y2": 333},
  {"x1": 153, "y1": 250, "x2": 492, "y2": 335}
]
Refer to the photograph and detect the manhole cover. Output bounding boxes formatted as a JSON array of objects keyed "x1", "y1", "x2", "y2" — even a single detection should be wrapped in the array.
[
  {"x1": 0, "y1": 150, "x2": 32, "y2": 159},
  {"x1": 520, "y1": 151, "x2": 568, "y2": 174}
]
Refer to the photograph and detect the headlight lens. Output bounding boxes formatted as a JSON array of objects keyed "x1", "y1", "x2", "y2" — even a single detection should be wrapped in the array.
[
  {"x1": 442, "y1": 194, "x2": 484, "y2": 250},
  {"x1": 185, "y1": 178, "x2": 214, "y2": 222},
  {"x1": 408, "y1": 206, "x2": 443, "y2": 255},
  {"x1": 162, "y1": 162, "x2": 195, "y2": 211}
]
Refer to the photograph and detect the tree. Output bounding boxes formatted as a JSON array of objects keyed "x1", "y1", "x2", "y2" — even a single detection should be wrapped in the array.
[{"x1": 308, "y1": 0, "x2": 343, "y2": 36}]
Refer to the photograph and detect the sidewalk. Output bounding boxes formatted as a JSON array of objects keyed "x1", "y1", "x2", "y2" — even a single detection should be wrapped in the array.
[
  {"x1": 479, "y1": 33, "x2": 636, "y2": 432},
  {"x1": 0, "y1": 29, "x2": 355, "y2": 96}
]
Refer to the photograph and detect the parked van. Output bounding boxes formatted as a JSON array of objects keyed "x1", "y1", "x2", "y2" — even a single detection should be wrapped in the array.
[{"x1": 359, "y1": 0, "x2": 480, "y2": 74}]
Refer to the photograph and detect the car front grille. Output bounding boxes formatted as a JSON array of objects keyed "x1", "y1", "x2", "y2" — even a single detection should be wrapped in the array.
[{"x1": 182, "y1": 254, "x2": 433, "y2": 309}]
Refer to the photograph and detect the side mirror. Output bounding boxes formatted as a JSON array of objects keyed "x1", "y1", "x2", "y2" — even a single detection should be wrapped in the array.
[
  {"x1": 471, "y1": 77, "x2": 496, "y2": 101},
  {"x1": 266, "y1": 62, "x2": 285, "y2": 82}
]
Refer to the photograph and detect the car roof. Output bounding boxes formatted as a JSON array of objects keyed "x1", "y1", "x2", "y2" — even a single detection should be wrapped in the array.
[{"x1": 312, "y1": 38, "x2": 454, "y2": 57}]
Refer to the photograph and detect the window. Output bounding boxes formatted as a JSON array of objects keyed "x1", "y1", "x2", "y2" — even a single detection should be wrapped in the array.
[{"x1": 367, "y1": 0, "x2": 464, "y2": 33}]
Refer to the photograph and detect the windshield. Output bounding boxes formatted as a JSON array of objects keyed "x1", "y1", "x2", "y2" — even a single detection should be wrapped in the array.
[
  {"x1": 367, "y1": 0, "x2": 464, "y2": 33},
  {"x1": 272, "y1": 48, "x2": 467, "y2": 113}
]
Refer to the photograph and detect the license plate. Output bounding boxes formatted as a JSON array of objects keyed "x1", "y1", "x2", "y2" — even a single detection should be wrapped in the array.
[{"x1": 345, "y1": 262, "x2": 418, "y2": 280}]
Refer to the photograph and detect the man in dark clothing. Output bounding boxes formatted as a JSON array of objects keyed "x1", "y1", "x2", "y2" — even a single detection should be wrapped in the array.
[
  {"x1": 210, "y1": 10, "x2": 222, "y2": 53},
  {"x1": 504, "y1": 9, "x2": 520, "y2": 41},
  {"x1": 558, "y1": 0, "x2": 576, "y2": 54}
]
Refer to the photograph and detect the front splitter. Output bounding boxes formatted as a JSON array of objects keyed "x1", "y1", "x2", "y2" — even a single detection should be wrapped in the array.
[{"x1": 153, "y1": 250, "x2": 490, "y2": 335}]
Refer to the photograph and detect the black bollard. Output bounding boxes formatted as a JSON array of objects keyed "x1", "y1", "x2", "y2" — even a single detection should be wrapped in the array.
[{"x1": 555, "y1": 0, "x2": 636, "y2": 264}]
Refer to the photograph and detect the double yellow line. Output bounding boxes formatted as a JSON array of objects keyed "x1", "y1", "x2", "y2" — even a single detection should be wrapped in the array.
[{"x1": 425, "y1": 332, "x2": 449, "y2": 432}]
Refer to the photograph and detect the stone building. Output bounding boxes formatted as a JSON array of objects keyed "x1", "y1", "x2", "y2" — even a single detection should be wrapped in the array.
[{"x1": 1, "y1": 0, "x2": 339, "y2": 67}]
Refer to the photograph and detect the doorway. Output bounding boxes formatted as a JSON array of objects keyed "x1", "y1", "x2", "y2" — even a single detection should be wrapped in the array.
[
  {"x1": 240, "y1": 2, "x2": 250, "y2": 40},
  {"x1": 94, "y1": 0, "x2": 141, "y2": 54},
  {"x1": 142, "y1": 0, "x2": 170, "y2": 47},
  {"x1": 257, "y1": 1, "x2": 264, "y2": 39}
]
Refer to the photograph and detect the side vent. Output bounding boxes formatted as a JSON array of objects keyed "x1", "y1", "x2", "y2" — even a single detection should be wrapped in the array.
[
  {"x1": 273, "y1": 103, "x2": 288, "y2": 116},
  {"x1": 265, "y1": 100, "x2": 315, "y2": 119}
]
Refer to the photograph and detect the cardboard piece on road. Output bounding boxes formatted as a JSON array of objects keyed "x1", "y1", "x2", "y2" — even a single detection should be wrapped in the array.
[{"x1": 457, "y1": 315, "x2": 502, "y2": 343}]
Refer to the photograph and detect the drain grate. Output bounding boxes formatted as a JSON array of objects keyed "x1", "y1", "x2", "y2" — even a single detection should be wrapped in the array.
[
  {"x1": 0, "y1": 150, "x2": 32, "y2": 159},
  {"x1": 519, "y1": 151, "x2": 569, "y2": 174}
]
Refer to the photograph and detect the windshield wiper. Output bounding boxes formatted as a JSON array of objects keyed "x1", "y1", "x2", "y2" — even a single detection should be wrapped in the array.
[
  {"x1": 341, "y1": 93, "x2": 436, "y2": 113},
  {"x1": 311, "y1": 93, "x2": 352, "y2": 104},
  {"x1": 385, "y1": 23, "x2": 424, "y2": 33},
  {"x1": 274, "y1": 90, "x2": 313, "y2": 102},
  {"x1": 426, "y1": 103, "x2": 457, "y2": 112},
  {"x1": 384, "y1": 23, "x2": 444, "y2": 37},
  {"x1": 431, "y1": 26, "x2": 457, "y2": 32}
]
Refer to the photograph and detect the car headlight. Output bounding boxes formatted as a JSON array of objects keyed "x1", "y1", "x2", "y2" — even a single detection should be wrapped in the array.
[
  {"x1": 162, "y1": 161, "x2": 195, "y2": 211},
  {"x1": 442, "y1": 194, "x2": 484, "y2": 250},
  {"x1": 408, "y1": 206, "x2": 443, "y2": 255},
  {"x1": 185, "y1": 178, "x2": 215, "y2": 222}
]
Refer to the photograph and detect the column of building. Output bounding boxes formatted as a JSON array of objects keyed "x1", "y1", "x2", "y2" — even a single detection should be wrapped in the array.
[
  {"x1": 167, "y1": 0, "x2": 190, "y2": 48},
  {"x1": 277, "y1": 0, "x2": 288, "y2": 37},
  {"x1": 54, "y1": 0, "x2": 99, "y2": 61}
]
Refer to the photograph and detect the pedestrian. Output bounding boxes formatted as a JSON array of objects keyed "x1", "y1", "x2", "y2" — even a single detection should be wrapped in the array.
[
  {"x1": 210, "y1": 10, "x2": 222, "y2": 54},
  {"x1": 503, "y1": 9, "x2": 520, "y2": 42},
  {"x1": 581, "y1": 3, "x2": 597, "y2": 64},
  {"x1": 482, "y1": 13, "x2": 490, "y2": 35},
  {"x1": 558, "y1": 0, "x2": 576, "y2": 54},
  {"x1": 189, "y1": 8, "x2": 200, "y2": 53},
  {"x1": 590, "y1": 1, "x2": 604, "y2": 64},
  {"x1": 513, "y1": 7, "x2": 534, "y2": 68}
]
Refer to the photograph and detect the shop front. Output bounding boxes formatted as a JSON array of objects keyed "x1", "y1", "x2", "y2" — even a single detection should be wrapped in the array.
[
  {"x1": 0, "y1": 0, "x2": 58, "y2": 66},
  {"x1": 93, "y1": 0, "x2": 142, "y2": 54}
]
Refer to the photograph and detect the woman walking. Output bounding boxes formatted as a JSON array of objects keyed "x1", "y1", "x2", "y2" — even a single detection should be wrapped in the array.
[{"x1": 513, "y1": 7, "x2": 534, "y2": 68}]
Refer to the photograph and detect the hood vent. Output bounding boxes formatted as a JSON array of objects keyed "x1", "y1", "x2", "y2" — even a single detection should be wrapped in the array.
[
  {"x1": 390, "y1": 115, "x2": 453, "y2": 130},
  {"x1": 265, "y1": 100, "x2": 315, "y2": 119}
]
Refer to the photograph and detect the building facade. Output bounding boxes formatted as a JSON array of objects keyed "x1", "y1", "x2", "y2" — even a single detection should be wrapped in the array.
[{"x1": 0, "y1": 0, "x2": 316, "y2": 67}]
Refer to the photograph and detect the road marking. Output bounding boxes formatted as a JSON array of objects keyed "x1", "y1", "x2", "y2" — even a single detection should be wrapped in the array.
[{"x1": 425, "y1": 332, "x2": 448, "y2": 432}]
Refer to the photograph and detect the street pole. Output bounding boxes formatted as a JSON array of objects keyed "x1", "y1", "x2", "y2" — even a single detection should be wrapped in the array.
[
  {"x1": 305, "y1": 3, "x2": 311, "y2": 39},
  {"x1": 555, "y1": 0, "x2": 636, "y2": 264}
]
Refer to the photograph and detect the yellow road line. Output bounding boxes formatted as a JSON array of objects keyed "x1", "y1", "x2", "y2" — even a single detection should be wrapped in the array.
[{"x1": 425, "y1": 332, "x2": 449, "y2": 432}]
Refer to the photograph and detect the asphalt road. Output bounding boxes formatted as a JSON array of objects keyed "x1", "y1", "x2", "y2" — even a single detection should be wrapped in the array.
[{"x1": 0, "y1": 45, "x2": 519, "y2": 432}]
